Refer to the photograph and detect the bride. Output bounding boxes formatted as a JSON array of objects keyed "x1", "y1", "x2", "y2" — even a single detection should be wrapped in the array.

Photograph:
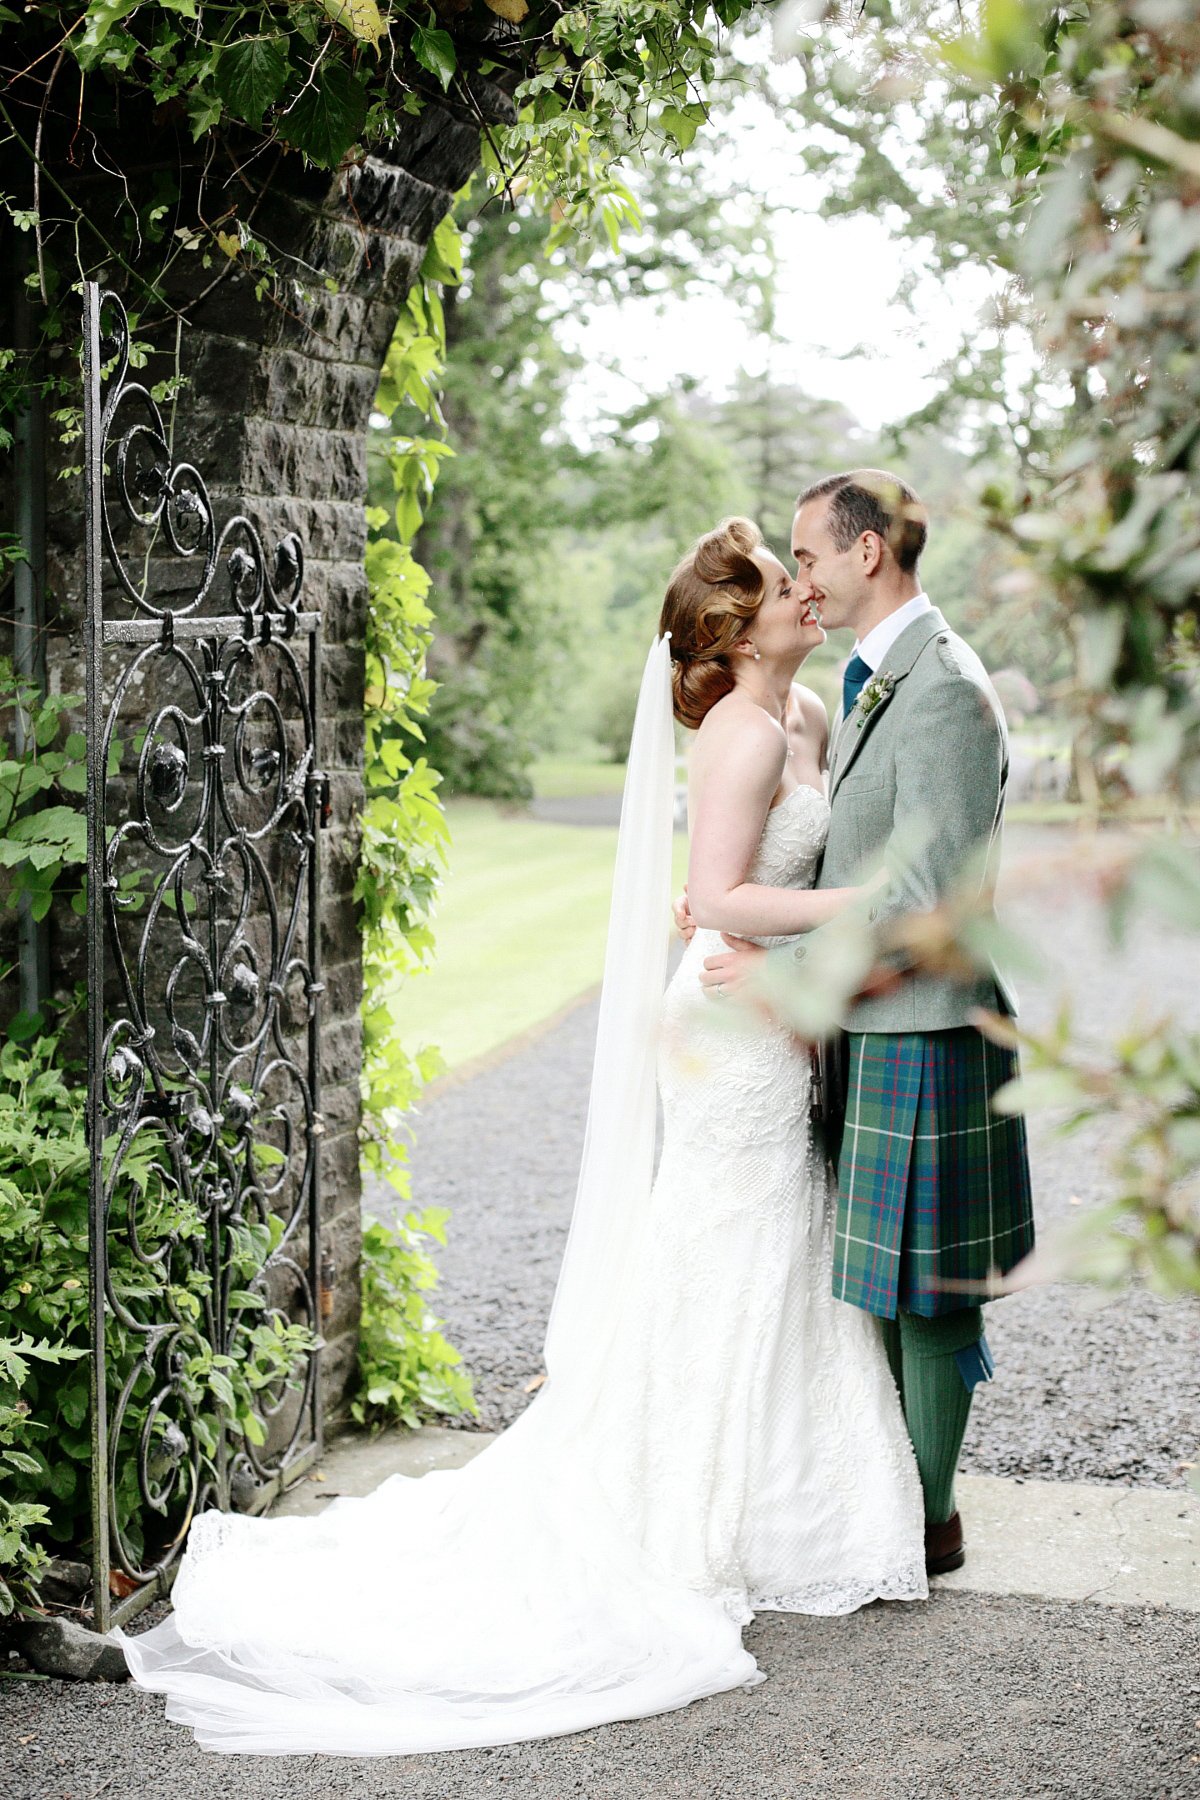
[{"x1": 119, "y1": 516, "x2": 926, "y2": 1755}]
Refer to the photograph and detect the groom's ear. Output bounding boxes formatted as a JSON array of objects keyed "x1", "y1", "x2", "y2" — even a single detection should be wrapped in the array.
[{"x1": 860, "y1": 531, "x2": 886, "y2": 576}]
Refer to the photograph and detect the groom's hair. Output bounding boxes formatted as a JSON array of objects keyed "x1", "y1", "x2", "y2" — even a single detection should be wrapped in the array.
[{"x1": 796, "y1": 470, "x2": 928, "y2": 573}]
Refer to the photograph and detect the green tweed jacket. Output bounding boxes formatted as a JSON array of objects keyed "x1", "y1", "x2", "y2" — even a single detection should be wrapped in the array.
[{"x1": 773, "y1": 606, "x2": 1016, "y2": 1033}]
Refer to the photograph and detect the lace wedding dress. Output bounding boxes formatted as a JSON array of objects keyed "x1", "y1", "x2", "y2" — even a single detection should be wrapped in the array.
[{"x1": 119, "y1": 648, "x2": 926, "y2": 1757}]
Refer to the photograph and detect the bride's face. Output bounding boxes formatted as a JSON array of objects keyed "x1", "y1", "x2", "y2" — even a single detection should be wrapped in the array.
[{"x1": 746, "y1": 550, "x2": 826, "y2": 664}]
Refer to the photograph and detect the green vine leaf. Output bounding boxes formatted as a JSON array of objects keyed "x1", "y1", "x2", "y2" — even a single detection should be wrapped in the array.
[
  {"x1": 215, "y1": 37, "x2": 290, "y2": 130},
  {"x1": 411, "y1": 24, "x2": 456, "y2": 91},
  {"x1": 78, "y1": 0, "x2": 140, "y2": 56},
  {"x1": 278, "y1": 61, "x2": 368, "y2": 166}
]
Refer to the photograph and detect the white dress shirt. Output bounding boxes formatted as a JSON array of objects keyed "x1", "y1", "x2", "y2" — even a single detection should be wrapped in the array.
[{"x1": 854, "y1": 591, "x2": 932, "y2": 672}]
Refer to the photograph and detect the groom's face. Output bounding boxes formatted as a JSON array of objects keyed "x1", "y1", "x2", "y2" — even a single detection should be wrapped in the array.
[{"x1": 791, "y1": 498, "x2": 867, "y2": 633}]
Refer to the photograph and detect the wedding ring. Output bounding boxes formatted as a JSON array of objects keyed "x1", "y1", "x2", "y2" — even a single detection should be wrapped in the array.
[{"x1": 717, "y1": 983, "x2": 727, "y2": 997}]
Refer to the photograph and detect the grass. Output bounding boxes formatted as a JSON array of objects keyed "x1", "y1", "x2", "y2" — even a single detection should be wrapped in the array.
[
  {"x1": 385, "y1": 797, "x2": 690, "y2": 1074},
  {"x1": 530, "y1": 757, "x2": 628, "y2": 798}
]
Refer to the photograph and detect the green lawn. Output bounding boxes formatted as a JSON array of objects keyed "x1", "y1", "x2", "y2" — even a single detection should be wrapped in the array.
[
  {"x1": 385, "y1": 797, "x2": 690, "y2": 1073},
  {"x1": 530, "y1": 757, "x2": 628, "y2": 797}
]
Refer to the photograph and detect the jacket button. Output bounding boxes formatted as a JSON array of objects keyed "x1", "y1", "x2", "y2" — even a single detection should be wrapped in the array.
[
  {"x1": 938, "y1": 634, "x2": 948, "y2": 644},
  {"x1": 793, "y1": 945, "x2": 807, "y2": 963}
]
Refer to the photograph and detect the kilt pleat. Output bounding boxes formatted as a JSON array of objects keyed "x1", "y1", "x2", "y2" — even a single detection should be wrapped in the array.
[{"x1": 832, "y1": 1027, "x2": 1034, "y2": 1319}]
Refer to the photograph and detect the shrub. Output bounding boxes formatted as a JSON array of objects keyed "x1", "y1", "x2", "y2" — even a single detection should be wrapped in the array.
[
  {"x1": 352, "y1": 1212, "x2": 475, "y2": 1432},
  {"x1": 0, "y1": 1334, "x2": 84, "y2": 1614},
  {"x1": 0, "y1": 1011, "x2": 312, "y2": 1566}
]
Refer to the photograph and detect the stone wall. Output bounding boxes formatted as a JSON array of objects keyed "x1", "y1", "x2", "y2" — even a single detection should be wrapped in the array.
[{"x1": 11, "y1": 97, "x2": 500, "y2": 1421}]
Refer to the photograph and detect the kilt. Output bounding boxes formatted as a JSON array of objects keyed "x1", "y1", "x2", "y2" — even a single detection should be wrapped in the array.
[{"x1": 831, "y1": 1027, "x2": 1034, "y2": 1320}]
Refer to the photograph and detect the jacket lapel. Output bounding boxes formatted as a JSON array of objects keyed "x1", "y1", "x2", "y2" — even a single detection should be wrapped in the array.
[{"x1": 829, "y1": 608, "x2": 946, "y2": 800}]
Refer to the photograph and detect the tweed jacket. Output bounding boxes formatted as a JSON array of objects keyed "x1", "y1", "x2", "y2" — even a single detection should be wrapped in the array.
[{"x1": 772, "y1": 606, "x2": 1016, "y2": 1034}]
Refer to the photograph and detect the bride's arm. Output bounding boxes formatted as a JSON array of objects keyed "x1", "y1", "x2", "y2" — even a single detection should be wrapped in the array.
[{"x1": 687, "y1": 709, "x2": 871, "y2": 938}]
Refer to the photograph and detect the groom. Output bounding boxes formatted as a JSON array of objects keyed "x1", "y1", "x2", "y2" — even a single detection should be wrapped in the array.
[{"x1": 694, "y1": 470, "x2": 1034, "y2": 1576}]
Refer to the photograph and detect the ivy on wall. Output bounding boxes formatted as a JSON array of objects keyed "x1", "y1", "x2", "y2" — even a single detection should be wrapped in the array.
[{"x1": 351, "y1": 209, "x2": 479, "y2": 1431}]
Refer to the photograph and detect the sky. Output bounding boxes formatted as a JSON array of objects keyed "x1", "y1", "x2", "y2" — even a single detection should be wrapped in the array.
[{"x1": 557, "y1": 53, "x2": 1002, "y2": 441}]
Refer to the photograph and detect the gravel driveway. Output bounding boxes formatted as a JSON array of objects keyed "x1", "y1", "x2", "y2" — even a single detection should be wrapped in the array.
[
  {"x1": 5, "y1": 1594, "x2": 1199, "y2": 1799},
  {"x1": 390, "y1": 824, "x2": 1200, "y2": 1486}
]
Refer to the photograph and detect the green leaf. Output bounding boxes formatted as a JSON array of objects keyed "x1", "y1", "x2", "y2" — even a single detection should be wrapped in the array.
[
  {"x1": 47, "y1": 1460, "x2": 76, "y2": 1501},
  {"x1": 411, "y1": 25, "x2": 456, "y2": 91},
  {"x1": 59, "y1": 1381, "x2": 88, "y2": 1431},
  {"x1": 279, "y1": 61, "x2": 368, "y2": 166},
  {"x1": 78, "y1": 0, "x2": 140, "y2": 56},
  {"x1": 188, "y1": 89, "x2": 224, "y2": 141},
  {"x1": 659, "y1": 102, "x2": 706, "y2": 151},
  {"x1": 420, "y1": 210, "x2": 464, "y2": 286},
  {"x1": 216, "y1": 37, "x2": 290, "y2": 130},
  {"x1": 6, "y1": 1011, "x2": 45, "y2": 1045}
]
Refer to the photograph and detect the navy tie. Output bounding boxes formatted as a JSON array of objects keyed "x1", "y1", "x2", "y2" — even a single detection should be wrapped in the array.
[{"x1": 842, "y1": 652, "x2": 872, "y2": 720}]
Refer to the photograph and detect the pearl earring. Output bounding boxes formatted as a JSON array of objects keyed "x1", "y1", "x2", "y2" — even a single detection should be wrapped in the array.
[{"x1": 752, "y1": 648, "x2": 761, "y2": 660}]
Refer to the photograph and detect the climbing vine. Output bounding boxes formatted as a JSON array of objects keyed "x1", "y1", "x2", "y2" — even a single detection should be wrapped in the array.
[{"x1": 0, "y1": 0, "x2": 756, "y2": 431}]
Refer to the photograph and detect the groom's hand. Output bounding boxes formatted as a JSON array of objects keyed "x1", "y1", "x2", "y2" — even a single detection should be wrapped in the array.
[
  {"x1": 700, "y1": 935, "x2": 767, "y2": 999},
  {"x1": 673, "y1": 889, "x2": 697, "y2": 944}
]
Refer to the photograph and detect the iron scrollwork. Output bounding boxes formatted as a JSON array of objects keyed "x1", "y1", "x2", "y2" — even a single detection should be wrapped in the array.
[{"x1": 82, "y1": 284, "x2": 326, "y2": 1633}]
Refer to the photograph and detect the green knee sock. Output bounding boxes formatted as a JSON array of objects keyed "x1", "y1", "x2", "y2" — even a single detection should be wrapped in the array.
[
  {"x1": 894, "y1": 1307, "x2": 983, "y2": 1526},
  {"x1": 879, "y1": 1315, "x2": 904, "y2": 1399}
]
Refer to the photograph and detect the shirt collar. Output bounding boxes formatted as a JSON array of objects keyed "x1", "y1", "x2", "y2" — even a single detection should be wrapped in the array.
[{"x1": 854, "y1": 592, "x2": 932, "y2": 673}]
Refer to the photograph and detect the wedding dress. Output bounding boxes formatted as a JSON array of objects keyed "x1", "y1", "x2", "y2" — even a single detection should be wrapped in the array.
[{"x1": 119, "y1": 640, "x2": 926, "y2": 1756}]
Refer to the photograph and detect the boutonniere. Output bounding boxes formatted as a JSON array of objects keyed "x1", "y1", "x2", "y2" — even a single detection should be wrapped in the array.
[{"x1": 855, "y1": 670, "x2": 896, "y2": 726}]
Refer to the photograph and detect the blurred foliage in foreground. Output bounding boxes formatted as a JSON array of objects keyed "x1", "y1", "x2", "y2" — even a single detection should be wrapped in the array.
[{"x1": 738, "y1": 0, "x2": 1200, "y2": 1305}]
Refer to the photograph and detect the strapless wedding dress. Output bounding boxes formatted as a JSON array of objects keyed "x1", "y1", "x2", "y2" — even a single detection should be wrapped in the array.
[{"x1": 120, "y1": 782, "x2": 926, "y2": 1755}]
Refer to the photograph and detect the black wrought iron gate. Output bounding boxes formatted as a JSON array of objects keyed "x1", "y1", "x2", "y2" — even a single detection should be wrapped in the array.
[{"x1": 83, "y1": 284, "x2": 326, "y2": 1633}]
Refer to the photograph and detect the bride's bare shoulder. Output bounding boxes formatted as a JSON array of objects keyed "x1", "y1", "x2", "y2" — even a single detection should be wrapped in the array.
[{"x1": 695, "y1": 691, "x2": 787, "y2": 757}]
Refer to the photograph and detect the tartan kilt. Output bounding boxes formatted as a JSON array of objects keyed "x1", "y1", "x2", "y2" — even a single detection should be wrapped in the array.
[{"x1": 831, "y1": 1027, "x2": 1034, "y2": 1320}]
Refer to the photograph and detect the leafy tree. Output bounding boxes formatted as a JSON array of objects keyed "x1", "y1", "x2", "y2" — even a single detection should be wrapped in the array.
[
  {"x1": 708, "y1": 371, "x2": 859, "y2": 558},
  {"x1": 389, "y1": 149, "x2": 780, "y2": 794},
  {"x1": 394, "y1": 202, "x2": 578, "y2": 798}
]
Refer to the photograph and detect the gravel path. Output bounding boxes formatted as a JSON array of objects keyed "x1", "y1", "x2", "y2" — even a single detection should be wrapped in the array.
[
  {"x1": 5, "y1": 1594, "x2": 1199, "y2": 1798},
  {"x1": 7, "y1": 826, "x2": 1200, "y2": 1793},
  {"x1": 388, "y1": 824, "x2": 1200, "y2": 1484}
]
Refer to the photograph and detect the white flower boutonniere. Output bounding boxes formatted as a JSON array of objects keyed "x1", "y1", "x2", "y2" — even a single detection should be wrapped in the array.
[{"x1": 855, "y1": 669, "x2": 896, "y2": 727}]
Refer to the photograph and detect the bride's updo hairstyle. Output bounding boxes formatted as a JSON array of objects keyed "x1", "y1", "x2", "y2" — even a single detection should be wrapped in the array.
[{"x1": 659, "y1": 516, "x2": 765, "y2": 730}]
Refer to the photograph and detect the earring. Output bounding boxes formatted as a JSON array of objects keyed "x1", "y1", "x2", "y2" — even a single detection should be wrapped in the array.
[{"x1": 752, "y1": 648, "x2": 761, "y2": 660}]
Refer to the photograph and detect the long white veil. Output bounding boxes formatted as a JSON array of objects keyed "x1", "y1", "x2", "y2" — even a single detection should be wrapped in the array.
[{"x1": 543, "y1": 633, "x2": 676, "y2": 1402}]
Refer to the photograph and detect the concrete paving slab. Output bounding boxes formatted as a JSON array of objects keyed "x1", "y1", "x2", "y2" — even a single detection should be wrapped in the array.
[
  {"x1": 938, "y1": 1472, "x2": 1200, "y2": 1610},
  {"x1": 270, "y1": 1425, "x2": 496, "y2": 1518}
]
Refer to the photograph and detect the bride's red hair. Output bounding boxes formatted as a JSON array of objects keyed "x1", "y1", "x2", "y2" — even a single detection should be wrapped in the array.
[{"x1": 658, "y1": 517, "x2": 765, "y2": 730}]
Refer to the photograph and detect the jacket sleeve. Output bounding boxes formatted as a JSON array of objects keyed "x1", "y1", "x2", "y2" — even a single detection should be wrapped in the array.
[{"x1": 874, "y1": 657, "x2": 1005, "y2": 928}]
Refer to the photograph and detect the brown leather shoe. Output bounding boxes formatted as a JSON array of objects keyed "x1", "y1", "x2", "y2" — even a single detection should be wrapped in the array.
[{"x1": 925, "y1": 1511, "x2": 965, "y2": 1575}]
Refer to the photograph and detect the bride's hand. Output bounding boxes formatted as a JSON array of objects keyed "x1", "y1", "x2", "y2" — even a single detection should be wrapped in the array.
[
  {"x1": 673, "y1": 888, "x2": 697, "y2": 944},
  {"x1": 699, "y1": 935, "x2": 766, "y2": 999}
]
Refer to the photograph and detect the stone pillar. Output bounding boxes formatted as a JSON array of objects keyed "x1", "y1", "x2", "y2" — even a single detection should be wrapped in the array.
[{"x1": 20, "y1": 99, "x2": 498, "y2": 1419}]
